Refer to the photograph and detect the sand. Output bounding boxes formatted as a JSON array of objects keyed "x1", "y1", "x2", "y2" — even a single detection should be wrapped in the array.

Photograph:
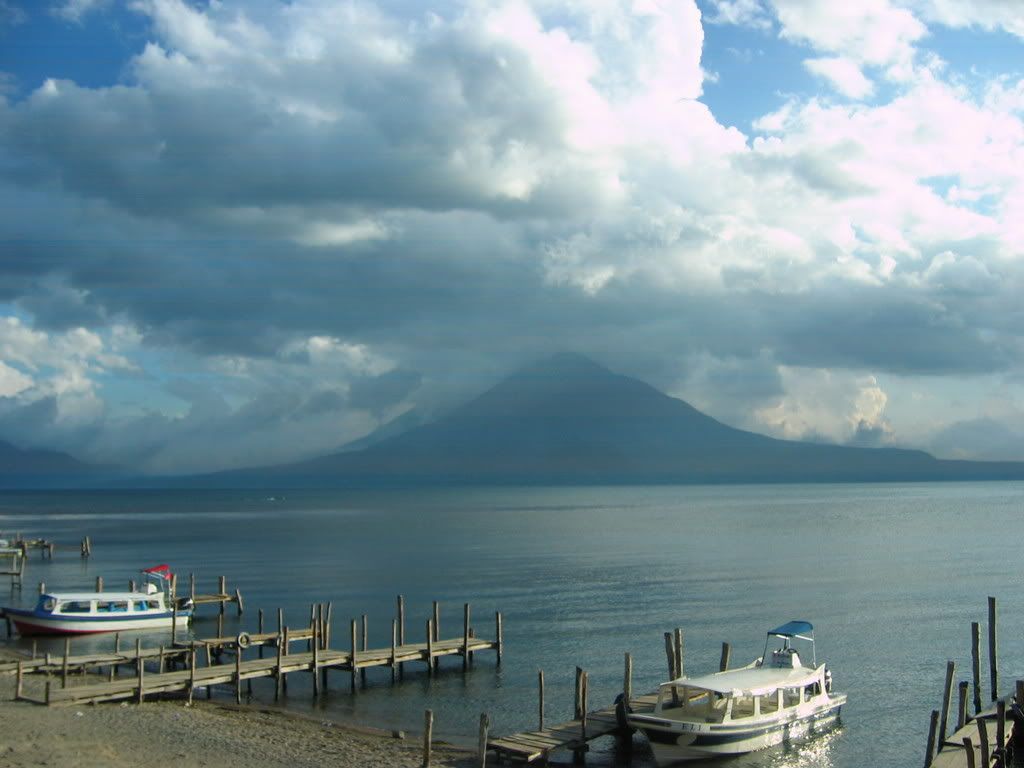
[{"x1": 0, "y1": 673, "x2": 475, "y2": 768}]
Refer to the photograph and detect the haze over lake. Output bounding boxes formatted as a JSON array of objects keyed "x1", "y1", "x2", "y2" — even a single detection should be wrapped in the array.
[{"x1": 3, "y1": 482, "x2": 1021, "y2": 767}]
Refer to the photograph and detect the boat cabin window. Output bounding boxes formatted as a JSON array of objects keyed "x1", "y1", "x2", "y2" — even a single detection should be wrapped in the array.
[
  {"x1": 805, "y1": 682, "x2": 821, "y2": 699},
  {"x1": 133, "y1": 600, "x2": 160, "y2": 611},
  {"x1": 782, "y1": 687, "x2": 802, "y2": 708},
  {"x1": 58, "y1": 600, "x2": 92, "y2": 613},
  {"x1": 730, "y1": 694, "x2": 756, "y2": 720},
  {"x1": 760, "y1": 690, "x2": 781, "y2": 714},
  {"x1": 96, "y1": 600, "x2": 129, "y2": 613}
]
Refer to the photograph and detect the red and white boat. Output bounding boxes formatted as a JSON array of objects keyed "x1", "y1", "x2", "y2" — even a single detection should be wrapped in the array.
[{"x1": 2, "y1": 565, "x2": 193, "y2": 636}]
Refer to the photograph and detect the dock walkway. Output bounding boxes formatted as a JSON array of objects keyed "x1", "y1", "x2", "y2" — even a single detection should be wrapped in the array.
[
  {"x1": 488, "y1": 693, "x2": 657, "y2": 764},
  {"x1": 14, "y1": 633, "x2": 500, "y2": 706}
]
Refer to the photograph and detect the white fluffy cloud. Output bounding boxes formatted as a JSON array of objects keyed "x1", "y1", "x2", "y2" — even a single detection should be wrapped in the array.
[{"x1": 804, "y1": 56, "x2": 875, "y2": 99}]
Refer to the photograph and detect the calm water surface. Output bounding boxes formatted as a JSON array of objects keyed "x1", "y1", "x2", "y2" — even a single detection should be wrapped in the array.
[{"x1": 2, "y1": 482, "x2": 1023, "y2": 767}]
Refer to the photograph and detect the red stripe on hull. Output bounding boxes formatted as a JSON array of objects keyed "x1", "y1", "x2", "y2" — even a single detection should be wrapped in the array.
[{"x1": 11, "y1": 620, "x2": 137, "y2": 636}]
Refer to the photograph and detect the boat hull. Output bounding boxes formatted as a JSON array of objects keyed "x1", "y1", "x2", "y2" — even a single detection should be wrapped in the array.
[
  {"x1": 632, "y1": 698, "x2": 845, "y2": 765},
  {"x1": 4, "y1": 608, "x2": 191, "y2": 636}
]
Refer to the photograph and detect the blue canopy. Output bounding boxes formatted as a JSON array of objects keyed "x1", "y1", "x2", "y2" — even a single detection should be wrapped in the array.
[{"x1": 768, "y1": 620, "x2": 814, "y2": 638}]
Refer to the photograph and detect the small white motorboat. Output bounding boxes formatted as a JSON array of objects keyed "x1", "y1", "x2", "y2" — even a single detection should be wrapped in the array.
[
  {"x1": 627, "y1": 621, "x2": 846, "y2": 764},
  {"x1": 2, "y1": 565, "x2": 193, "y2": 636}
]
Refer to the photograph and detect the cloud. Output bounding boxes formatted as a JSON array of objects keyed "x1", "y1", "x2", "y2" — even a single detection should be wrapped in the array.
[
  {"x1": 909, "y1": 0, "x2": 1024, "y2": 39},
  {"x1": 771, "y1": 0, "x2": 926, "y2": 75},
  {"x1": 804, "y1": 57, "x2": 875, "y2": 99},
  {"x1": 52, "y1": 0, "x2": 110, "y2": 23},
  {"x1": 0, "y1": 0, "x2": 1024, "y2": 468},
  {"x1": 704, "y1": 0, "x2": 772, "y2": 29}
]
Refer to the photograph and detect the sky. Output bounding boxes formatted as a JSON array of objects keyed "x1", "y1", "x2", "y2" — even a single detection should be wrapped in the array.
[{"x1": 2, "y1": 0, "x2": 1024, "y2": 474}]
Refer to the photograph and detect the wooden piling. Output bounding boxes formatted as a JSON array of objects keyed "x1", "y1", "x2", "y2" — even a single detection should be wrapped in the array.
[
  {"x1": 258, "y1": 609, "x2": 265, "y2": 659},
  {"x1": 663, "y1": 632, "x2": 676, "y2": 679},
  {"x1": 350, "y1": 618, "x2": 358, "y2": 693},
  {"x1": 361, "y1": 613, "x2": 368, "y2": 686},
  {"x1": 427, "y1": 619, "x2": 435, "y2": 675},
  {"x1": 391, "y1": 619, "x2": 398, "y2": 684},
  {"x1": 397, "y1": 595, "x2": 405, "y2": 679},
  {"x1": 235, "y1": 640, "x2": 243, "y2": 704},
  {"x1": 963, "y1": 738, "x2": 976, "y2": 768},
  {"x1": 988, "y1": 596, "x2": 998, "y2": 703},
  {"x1": 538, "y1": 669, "x2": 545, "y2": 730},
  {"x1": 188, "y1": 647, "x2": 197, "y2": 704},
  {"x1": 16, "y1": 660, "x2": 24, "y2": 700},
  {"x1": 623, "y1": 652, "x2": 632, "y2": 703},
  {"x1": 997, "y1": 699, "x2": 1006, "y2": 765},
  {"x1": 158, "y1": 645, "x2": 166, "y2": 675},
  {"x1": 136, "y1": 639, "x2": 144, "y2": 704},
  {"x1": 925, "y1": 709, "x2": 939, "y2": 767},
  {"x1": 96, "y1": 576, "x2": 103, "y2": 592},
  {"x1": 275, "y1": 629, "x2": 284, "y2": 701},
  {"x1": 495, "y1": 612, "x2": 503, "y2": 666},
  {"x1": 38, "y1": 581, "x2": 45, "y2": 595},
  {"x1": 190, "y1": 573, "x2": 196, "y2": 603},
  {"x1": 957, "y1": 681, "x2": 969, "y2": 729},
  {"x1": 172, "y1": 601, "x2": 178, "y2": 638},
  {"x1": 324, "y1": 602, "x2": 332, "y2": 649},
  {"x1": 720, "y1": 642, "x2": 731, "y2": 672},
  {"x1": 971, "y1": 622, "x2": 982, "y2": 714},
  {"x1": 939, "y1": 660, "x2": 955, "y2": 745},
  {"x1": 423, "y1": 709, "x2": 433, "y2": 768},
  {"x1": 129, "y1": 579, "x2": 136, "y2": 592},
  {"x1": 235, "y1": 587, "x2": 244, "y2": 616},
  {"x1": 477, "y1": 713, "x2": 490, "y2": 768},
  {"x1": 312, "y1": 618, "x2": 321, "y2": 698},
  {"x1": 674, "y1": 628, "x2": 684, "y2": 678},
  {"x1": 978, "y1": 717, "x2": 990, "y2": 766},
  {"x1": 218, "y1": 576, "x2": 226, "y2": 615},
  {"x1": 463, "y1": 603, "x2": 471, "y2": 672},
  {"x1": 62, "y1": 637, "x2": 70, "y2": 689}
]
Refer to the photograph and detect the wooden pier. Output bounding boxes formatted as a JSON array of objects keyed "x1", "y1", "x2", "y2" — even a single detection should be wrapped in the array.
[
  {"x1": 9, "y1": 601, "x2": 502, "y2": 708},
  {"x1": 923, "y1": 597, "x2": 1022, "y2": 768}
]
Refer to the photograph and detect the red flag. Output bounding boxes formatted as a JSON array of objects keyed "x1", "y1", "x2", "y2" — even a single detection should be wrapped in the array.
[{"x1": 142, "y1": 564, "x2": 172, "y2": 580}]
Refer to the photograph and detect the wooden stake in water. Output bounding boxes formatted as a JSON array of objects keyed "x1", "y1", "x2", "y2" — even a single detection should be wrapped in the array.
[
  {"x1": 972, "y1": 622, "x2": 982, "y2": 714},
  {"x1": 538, "y1": 669, "x2": 545, "y2": 731},
  {"x1": 924, "y1": 709, "x2": 939, "y2": 767},
  {"x1": 477, "y1": 713, "x2": 490, "y2": 768},
  {"x1": 939, "y1": 660, "x2": 955, "y2": 745},
  {"x1": 957, "y1": 680, "x2": 969, "y2": 728},
  {"x1": 989, "y1": 596, "x2": 999, "y2": 703},
  {"x1": 423, "y1": 709, "x2": 434, "y2": 768}
]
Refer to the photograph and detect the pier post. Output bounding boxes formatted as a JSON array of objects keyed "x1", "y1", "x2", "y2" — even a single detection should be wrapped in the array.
[
  {"x1": 623, "y1": 653, "x2": 632, "y2": 703},
  {"x1": 940, "y1": 660, "x2": 956, "y2": 745},
  {"x1": 972, "y1": 622, "x2": 982, "y2": 714},
  {"x1": 218, "y1": 576, "x2": 226, "y2": 616},
  {"x1": 397, "y1": 595, "x2": 406, "y2": 679},
  {"x1": 235, "y1": 641, "x2": 243, "y2": 704},
  {"x1": 997, "y1": 699, "x2": 1006, "y2": 766},
  {"x1": 663, "y1": 633, "x2": 676, "y2": 679},
  {"x1": 957, "y1": 681, "x2": 969, "y2": 729},
  {"x1": 275, "y1": 630, "x2": 284, "y2": 701},
  {"x1": 978, "y1": 718, "x2": 990, "y2": 767},
  {"x1": 62, "y1": 637, "x2": 70, "y2": 688},
  {"x1": 136, "y1": 639, "x2": 145, "y2": 704},
  {"x1": 190, "y1": 573, "x2": 196, "y2": 603},
  {"x1": 258, "y1": 609, "x2": 265, "y2": 659},
  {"x1": 350, "y1": 618, "x2": 358, "y2": 693},
  {"x1": 311, "y1": 618, "x2": 321, "y2": 698},
  {"x1": 963, "y1": 738, "x2": 976, "y2": 768},
  {"x1": 158, "y1": 645, "x2": 165, "y2": 675},
  {"x1": 925, "y1": 709, "x2": 939, "y2": 767},
  {"x1": 433, "y1": 602, "x2": 441, "y2": 672},
  {"x1": 989, "y1": 596, "x2": 998, "y2": 703},
  {"x1": 391, "y1": 619, "x2": 398, "y2": 684},
  {"x1": 96, "y1": 576, "x2": 103, "y2": 592},
  {"x1": 538, "y1": 669, "x2": 545, "y2": 730},
  {"x1": 282, "y1": 627, "x2": 289, "y2": 694},
  {"x1": 1016, "y1": 681, "x2": 1024, "y2": 751},
  {"x1": 426, "y1": 619, "x2": 434, "y2": 676},
  {"x1": 477, "y1": 713, "x2": 490, "y2": 768},
  {"x1": 423, "y1": 709, "x2": 433, "y2": 768},
  {"x1": 188, "y1": 647, "x2": 197, "y2": 704},
  {"x1": 16, "y1": 660, "x2": 23, "y2": 700},
  {"x1": 463, "y1": 603, "x2": 471, "y2": 672},
  {"x1": 172, "y1": 601, "x2": 178, "y2": 639},
  {"x1": 674, "y1": 628, "x2": 684, "y2": 678},
  {"x1": 39, "y1": 581, "x2": 45, "y2": 595},
  {"x1": 495, "y1": 612, "x2": 503, "y2": 666},
  {"x1": 361, "y1": 614, "x2": 368, "y2": 686},
  {"x1": 235, "y1": 588, "x2": 244, "y2": 616},
  {"x1": 720, "y1": 642, "x2": 731, "y2": 672}
]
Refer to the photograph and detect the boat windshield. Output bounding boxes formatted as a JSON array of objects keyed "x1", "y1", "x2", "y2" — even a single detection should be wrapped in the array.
[{"x1": 58, "y1": 600, "x2": 92, "y2": 613}]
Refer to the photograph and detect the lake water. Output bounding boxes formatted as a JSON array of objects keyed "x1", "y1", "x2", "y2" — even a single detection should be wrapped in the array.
[{"x1": 2, "y1": 482, "x2": 1023, "y2": 766}]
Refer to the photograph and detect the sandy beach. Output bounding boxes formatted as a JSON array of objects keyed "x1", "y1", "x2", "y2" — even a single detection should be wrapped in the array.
[{"x1": 0, "y1": 672, "x2": 474, "y2": 768}]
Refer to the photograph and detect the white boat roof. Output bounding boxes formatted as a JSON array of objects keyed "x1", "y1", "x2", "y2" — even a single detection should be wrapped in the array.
[
  {"x1": 666, "y1": 664, "x2": 822, "y2": 697},
  {"x1": 44, "y1": 592, "x2": 155, "y2": 601}
]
